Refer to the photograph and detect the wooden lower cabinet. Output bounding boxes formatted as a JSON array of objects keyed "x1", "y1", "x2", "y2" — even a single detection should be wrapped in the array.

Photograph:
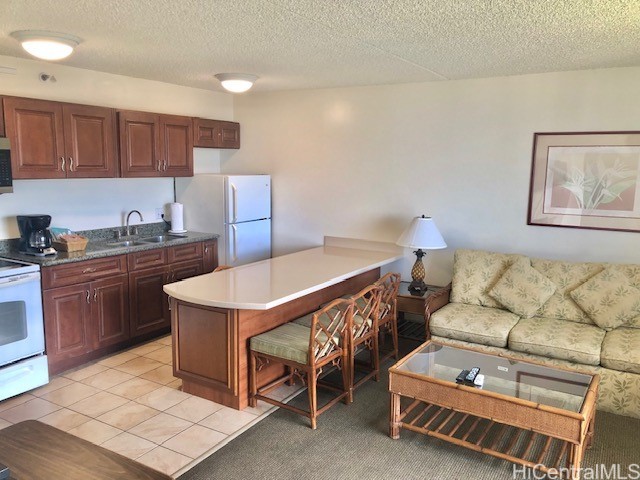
[
  {"x1": 203, "y1": 240, "x2": 218, "y2": 273},
  {"x1": 93, "y1": 275, "x2": 129, "y2": 349},
  {"x1": 42, "y1": 239, "x2": 217, "y2": 374},
  {"x1": 129, "y1": 265, "x2": 170, "y2": 338},
  {"x1": 43, "y1": 283, "x2": 93, "y2": 365}
]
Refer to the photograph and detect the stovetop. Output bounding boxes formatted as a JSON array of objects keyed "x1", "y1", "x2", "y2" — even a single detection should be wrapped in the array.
[{"x1": 0, "y1": 258, "x2": 40, "y2": 277}]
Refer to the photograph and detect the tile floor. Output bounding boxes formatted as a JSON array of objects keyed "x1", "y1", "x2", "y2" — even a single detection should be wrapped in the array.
[{"x1": 0, "y1": 336, "x2": 300, "y2": 477}]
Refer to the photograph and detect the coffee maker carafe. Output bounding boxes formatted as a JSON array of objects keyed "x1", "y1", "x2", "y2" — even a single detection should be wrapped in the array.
[{"x1": 17, "y1": 215, "x2": 56, "y2": 256}]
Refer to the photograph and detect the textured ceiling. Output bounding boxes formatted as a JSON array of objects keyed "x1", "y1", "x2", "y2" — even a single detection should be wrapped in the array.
[{"x1": 1, "y1": 0, "x2": 639, "y2": 92}]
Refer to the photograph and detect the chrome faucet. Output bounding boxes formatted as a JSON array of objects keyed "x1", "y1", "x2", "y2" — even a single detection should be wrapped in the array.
[{"x1": 125, "y1": 210, "x2": 144, "y2": 236}]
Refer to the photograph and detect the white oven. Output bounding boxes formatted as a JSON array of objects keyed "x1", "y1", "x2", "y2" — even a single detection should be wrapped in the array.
[{"x1": 0, "y1": 258, "x2": 49, "y2": 401}]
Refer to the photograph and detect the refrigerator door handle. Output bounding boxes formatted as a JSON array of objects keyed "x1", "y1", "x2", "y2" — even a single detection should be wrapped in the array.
[
  {"x1": 230, "y1": 182, "x2": 238, "y2": 223},
  {"x1": 231, "y1": 224, "x2": 238, "y2": 262}
]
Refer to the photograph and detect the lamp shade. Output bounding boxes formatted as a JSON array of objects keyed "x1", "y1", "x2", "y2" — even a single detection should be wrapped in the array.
[
  {"x1": 11, "y1": 30, "x2": 81, "y2": 60},
  {"x1": 215, "y1": 73, "x2": 258, "y2": 93},
  {"x1": 396, "y1": 216, "x2": 446, "y2": 250}
]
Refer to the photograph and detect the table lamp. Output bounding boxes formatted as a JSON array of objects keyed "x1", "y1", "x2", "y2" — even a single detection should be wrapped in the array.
[{"x1": 396, "y1": 215, "x2": 446, "y2": 294}]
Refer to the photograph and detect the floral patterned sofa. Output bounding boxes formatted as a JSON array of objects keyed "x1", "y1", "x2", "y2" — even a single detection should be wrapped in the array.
[{"x1": 426, "y1": 249, "x2": 640, "y2": 419}]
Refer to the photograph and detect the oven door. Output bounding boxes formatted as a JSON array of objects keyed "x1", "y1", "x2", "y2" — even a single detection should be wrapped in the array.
[{"x1": 0, "y1": 272, "x2": 45, "y2": 365}]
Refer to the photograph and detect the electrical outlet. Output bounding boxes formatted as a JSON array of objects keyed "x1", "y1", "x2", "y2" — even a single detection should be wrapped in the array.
[{"x1": 155, "y1": 208, "x2": 163, "y2": 220}]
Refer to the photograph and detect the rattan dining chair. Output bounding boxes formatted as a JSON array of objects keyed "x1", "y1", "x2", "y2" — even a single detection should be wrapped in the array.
[
  {"x1": 249, "y1": 298, "x2": 353, "y2": 429},
  {"x1": 375, "y1": 272, "x2": 401, "y2": 362},
  {"x1": 297, "y1": 284, "x2": 382, "y2": 402},
  {"x1": 213, "y1": 265, "x2": 233, "y2": 272}
]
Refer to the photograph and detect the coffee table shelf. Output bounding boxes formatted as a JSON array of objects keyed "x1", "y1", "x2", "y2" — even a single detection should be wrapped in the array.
[{"x1": 397, "y1": 399, "x2": 571, "y2": 475}]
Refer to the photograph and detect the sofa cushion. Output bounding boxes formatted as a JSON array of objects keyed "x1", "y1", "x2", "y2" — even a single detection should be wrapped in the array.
[
  {"x1": 570, "y1": 269, "x2": 640, "y2": 331},
  {"x1": 489, "y1": 260, "x2": 556, "y2": 318},
  {"x1": 430, "y1": 302, "x2": 520, "y2": 348},
  {"x1": 601, "y1": 327, "x2": 640, "y2": 374},
  {"x1": 531, "y1": 259, "x2": 604, "y2": 324},
  {"x1": 607, "y1": 265, "x2": 640, "y2": 330},
  {"x1": 450, "y1": 249, "x2": 528, "y2": 308},
  {"x1": 509, "y1": 317, "x2": 605, "y2": 365}
]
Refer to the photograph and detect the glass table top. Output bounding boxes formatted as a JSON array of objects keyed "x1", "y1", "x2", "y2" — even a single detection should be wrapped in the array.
[{"x1": 394, "y1": 342, "x2": 593, "y2": 413}]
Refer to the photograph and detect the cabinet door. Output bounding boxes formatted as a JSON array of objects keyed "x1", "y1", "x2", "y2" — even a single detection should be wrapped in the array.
[
  {"x1": 170, "y1": 259, "x2": 203, "y2": 283},
  {"x1": 129, "y1": 265, "x2": 170, "y2": 338},
  {"x1": 216, "y1": 121, "x2": 240, "y2": 149},
  {"x1": 63, "y1": 104, "x2": 117, "y2": 178},
  {"x1": 203, "y1": 240, "x2": 218, "y2": 273},
  {"x1": 43, "y1": 283, "x2": 92, "y2": 367},
  {"x1": 92, "y1": 275, "x2": 130, "y2": 349},
  {"x1": 4, "y1": 97, "x2": 66, "y2": 179},
  {"x1": 161, "y1": 114, "x2": 193, "y2": 177},
  {"x1": 118, "y1": 110, "x2": 161, "y2": 177}
]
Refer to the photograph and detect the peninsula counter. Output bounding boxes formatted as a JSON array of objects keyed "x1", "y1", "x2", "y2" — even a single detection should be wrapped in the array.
[{"x1": 163, "y1": 245, "x2": 402, "y2": 409}]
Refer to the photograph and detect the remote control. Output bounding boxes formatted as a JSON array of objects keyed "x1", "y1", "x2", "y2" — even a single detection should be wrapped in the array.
[
  {"x1": 465, "y1": 367, "x2": 481, "y2": 383},
  {"x1": 473, "y1": 374, "x2": 485, "y2": 388},
  {"x1": 456, "y1": 370, "x2": 470, "y2": 384}
]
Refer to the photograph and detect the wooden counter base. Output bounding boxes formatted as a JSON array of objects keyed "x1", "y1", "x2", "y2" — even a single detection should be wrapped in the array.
[{"x1": 171, "y1": 268, "x2": 380, "y2": 409}]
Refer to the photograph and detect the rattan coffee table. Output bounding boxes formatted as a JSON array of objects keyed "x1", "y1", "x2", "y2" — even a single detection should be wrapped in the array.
[{"x1": 389, "y1": 341, "x2": 599, "y2": 479}]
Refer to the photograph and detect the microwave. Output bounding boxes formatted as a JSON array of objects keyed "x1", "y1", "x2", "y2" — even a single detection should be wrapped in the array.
[{"x1": 0, "y1": 137, "x2": 12, "y2": 194}]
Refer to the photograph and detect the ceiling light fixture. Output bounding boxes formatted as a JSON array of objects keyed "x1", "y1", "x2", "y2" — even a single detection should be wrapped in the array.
[
  {"x1": 10, "y1": 30, "x2": 82, "y2": 61},
  {"x1": 215, "y1": 73, "x2": 258, "y2": 93}
]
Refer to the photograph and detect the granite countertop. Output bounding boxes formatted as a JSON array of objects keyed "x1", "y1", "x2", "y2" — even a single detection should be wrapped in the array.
[{"x1": 0, "y1": 222, "x2": 218, "y2": 267}]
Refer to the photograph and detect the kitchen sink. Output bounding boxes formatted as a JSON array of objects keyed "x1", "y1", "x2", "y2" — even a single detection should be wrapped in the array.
[
  {"x1": 138, "y1": 234, "x2": 185, "y2": 244},
  {"x1": 105, "y1": 239, "x2": 146, "y2": 247}
]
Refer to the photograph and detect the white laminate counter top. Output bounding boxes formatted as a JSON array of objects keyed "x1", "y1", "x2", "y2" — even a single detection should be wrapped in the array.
[{"x1": 163, "y1": 245, "x2": 403, "y2": 310}]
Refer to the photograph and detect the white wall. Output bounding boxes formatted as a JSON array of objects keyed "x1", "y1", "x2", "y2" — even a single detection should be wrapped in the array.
[
  {"x1": 230, "y1": 67, "x2": 640, "y2": 286},
  {"x1": 0, "y1": 55, "x2": 231, "y2": 239}
]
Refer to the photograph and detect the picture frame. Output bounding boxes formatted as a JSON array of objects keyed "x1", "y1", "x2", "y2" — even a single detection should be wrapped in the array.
[{"x1": 528, "y1": 131, "x2": 640, "y2": 233}]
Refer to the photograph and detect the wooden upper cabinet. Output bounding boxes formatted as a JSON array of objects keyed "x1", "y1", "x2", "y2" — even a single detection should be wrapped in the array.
[
  {"x1": 118, "y1": 110, "x2": 161, "y2": 177},
  {"x1": 161, "y1": 115, "x2": 193, "y2": 177},
  {"x1": 193, "y1": 118, "x2": 240, "y2": 149},
  {"x1": 4, "y1": 97, "x2": 118, "y2": 179},
  {"x1": 119, "y1": 111, "x2": 193, "y2": 177},
  {"x1": 4, "y1": 97, "x2": 66, "y2": 179},
  {"x1": 63, "y1": 104, "x2": 117, "y2": 178}
]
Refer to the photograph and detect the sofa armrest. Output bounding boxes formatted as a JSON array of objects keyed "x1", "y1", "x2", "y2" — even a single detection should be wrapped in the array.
[{"x1": 424, "y1": 283, "x2": 451, "y2": 339}]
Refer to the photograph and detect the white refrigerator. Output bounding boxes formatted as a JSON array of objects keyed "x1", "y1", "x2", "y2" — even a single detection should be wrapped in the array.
[{"x1": 176, "y1": 174, "x2": 271, "y2": 267}]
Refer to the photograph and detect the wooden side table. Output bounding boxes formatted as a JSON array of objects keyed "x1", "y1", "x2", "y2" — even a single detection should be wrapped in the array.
[{"x1": 396, "y1": 282, "x2": 442, "y2": 341}]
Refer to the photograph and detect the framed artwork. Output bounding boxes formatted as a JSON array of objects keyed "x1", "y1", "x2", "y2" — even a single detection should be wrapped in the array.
[{"x1": 528, "y1": 131, "x2": 640, "y2": 233}]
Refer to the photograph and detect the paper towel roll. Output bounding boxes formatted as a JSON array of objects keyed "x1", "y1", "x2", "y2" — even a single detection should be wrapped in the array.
[{"x1": 169, "y1": 202, "x2": 185, "y2": 232}]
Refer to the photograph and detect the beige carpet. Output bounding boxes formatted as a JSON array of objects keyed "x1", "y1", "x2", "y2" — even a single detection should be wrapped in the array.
[{"x1": 179, "y1": 360, "x2": 639, "y2": 480}]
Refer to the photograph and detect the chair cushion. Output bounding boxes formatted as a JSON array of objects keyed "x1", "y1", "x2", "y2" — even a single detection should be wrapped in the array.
[
  {"x1": 531, "y1": 258, "x2": 604, "y2": 324},
  {"x1": 570, "y1": 268, "x2": 640, "y2": 331},
  {"x1": 489, "y1": 260, "x2": 556, "y2": 318},
  {"x1": 450, "y1": 249, "x2": 527, "y2": 308},
  {"x1": 429, "y1": 302, "x2": 520, "y2": 348},
  {"x1": 508, "y1": 317, "x2": 605, "y2": 365},
  {"x1": 250, "y1": 323, "x2": 316, "y2": 364},
  {"x1": 601, "y1": 327, "x2": 640, "y2": 374}
]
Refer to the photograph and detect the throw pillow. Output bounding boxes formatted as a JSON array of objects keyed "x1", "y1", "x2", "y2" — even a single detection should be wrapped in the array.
[
  {"x1": 489, "y1": 260, "x2": 557, "y2": 318},
  {"x1": 570, "y1": 268, "x2": 640, "y2": 331}
]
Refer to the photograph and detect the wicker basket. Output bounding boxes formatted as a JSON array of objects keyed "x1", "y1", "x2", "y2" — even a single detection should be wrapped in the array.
[{"x1": 52, "y1": 234, "x2": 89, "y2": 252}]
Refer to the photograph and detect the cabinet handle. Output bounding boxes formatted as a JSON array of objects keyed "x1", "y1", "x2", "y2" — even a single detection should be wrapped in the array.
[
  {"x1": 157, "y1": 159, "x2": 162, "y2": 172},
  {"x1": 167, "y1": 295, "x2": 172, "y2": 311},
  {"x1": 94, "y1": 290, "x2": 98, "y2": 302},
  {"x1": 86, "y1": 290, "x2": 90, "y2": 304},
  {"x1": 163, "y1": 160, "x2": 167, "y2": 171},
  {"x1": 204, "y1": 246, "x2": 208, "y2": 254},
  {"x1": 60, "y1": 157, "x2": 66, "y2": 172},
  {"x1": 82, "y1": 267, "x2": 97, "y2": 274},
  {"x1": 69, "y1": 157, "x2": 74, "y2": 171}
]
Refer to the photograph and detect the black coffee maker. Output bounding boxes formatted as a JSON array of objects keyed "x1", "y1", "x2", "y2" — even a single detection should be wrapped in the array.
[{"x1": 17, "y1": 215, "x2": 56, "y2": 256}]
